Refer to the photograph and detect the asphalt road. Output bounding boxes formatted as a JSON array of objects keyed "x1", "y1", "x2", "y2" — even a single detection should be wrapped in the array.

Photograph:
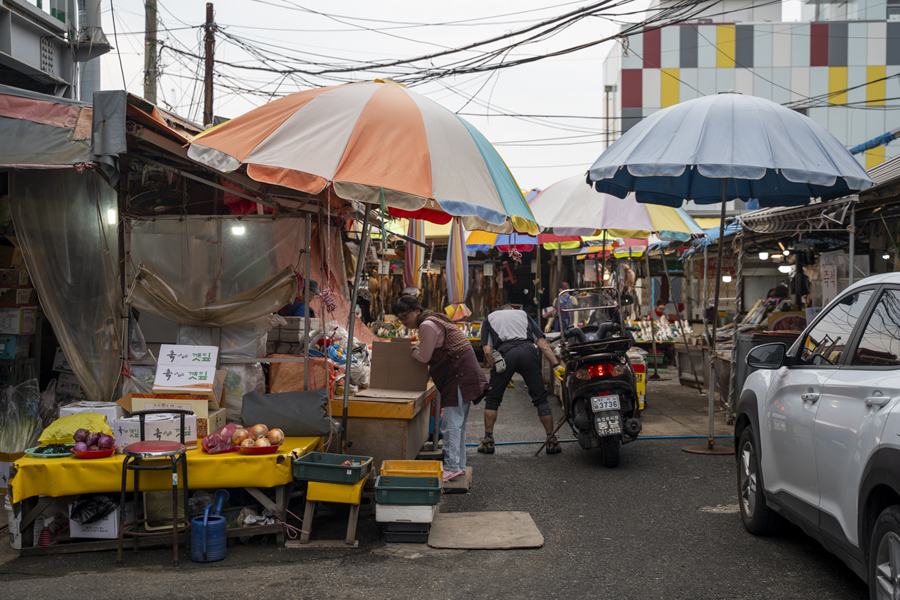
[{"x1": 0, "y1": 377, "x2": 870, "y2": 600}]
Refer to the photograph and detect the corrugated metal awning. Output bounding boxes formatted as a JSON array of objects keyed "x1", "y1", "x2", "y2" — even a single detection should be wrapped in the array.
[{"x1": 738, "y1": 196, "x2": 854, "y2": 234}]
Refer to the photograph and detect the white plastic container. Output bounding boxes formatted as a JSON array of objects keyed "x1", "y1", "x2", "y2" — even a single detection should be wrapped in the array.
[
  {"x1": 375, "y1": 503, "x2": 438, "y2": 524},
  {"x1": 5, "y1": 495, "x2": 42, "y2": 550}
]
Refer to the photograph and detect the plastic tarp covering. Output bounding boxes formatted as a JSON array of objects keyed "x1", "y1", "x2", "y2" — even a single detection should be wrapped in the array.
[
  {"x1": 127, "y1": 262, "x2": 298, "y2": 328},
  {"x1": 0, "y1": 84, "x2": 92, "y2": 168},
  {"x1": 11, "y1": 170, "x2": 121, "y2": 401},
  {"x1": 126, "y1": 218, "x2": 304, "y2": 327}
]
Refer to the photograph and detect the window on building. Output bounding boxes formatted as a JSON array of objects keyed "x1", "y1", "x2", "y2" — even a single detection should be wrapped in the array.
[{"x1": 889, "y1": 0, "x2": 900, "y2": 21}]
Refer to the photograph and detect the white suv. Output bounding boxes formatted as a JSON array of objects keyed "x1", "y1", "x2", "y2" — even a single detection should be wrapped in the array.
[{"x1": 736, "y1": 273, "x2": 900, "y2": 600}]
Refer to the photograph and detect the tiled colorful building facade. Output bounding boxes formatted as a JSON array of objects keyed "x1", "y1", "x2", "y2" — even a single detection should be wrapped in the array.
[{"x1": 603, "y1": 2, "x2": 900, "y2": 169}]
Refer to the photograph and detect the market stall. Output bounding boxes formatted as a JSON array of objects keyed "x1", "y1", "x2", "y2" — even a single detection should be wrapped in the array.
[{"x1": 9, "y1": 436, "x2": 320, "y2": 554}]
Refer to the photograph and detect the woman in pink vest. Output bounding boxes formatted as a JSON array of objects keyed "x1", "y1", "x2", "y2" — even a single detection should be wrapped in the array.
[{"x1": 393, "y1": 296, "x2": 490, "y2": 482}]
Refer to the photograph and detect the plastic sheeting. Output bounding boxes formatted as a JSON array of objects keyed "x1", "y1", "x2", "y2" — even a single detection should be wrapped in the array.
[
  {"x1": 126, "y1": 217, "x2": 305, "y2": 327},
  {"x1": 127, "y1": 262, "x2": 298, "y2": 328},
  {"x1": 11, "y1": 170, "x2": 121, "y2": 401}
]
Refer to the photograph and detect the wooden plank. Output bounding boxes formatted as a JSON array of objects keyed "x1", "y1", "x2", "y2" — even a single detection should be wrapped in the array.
[
  {"x1": 285, "y1": 539, "x2": 358, "y2": 549},
  {"x1": 244, "y1": 486, "x2": 285, "y2": 521},
  {"x1": 441, "y1": 466, "x2": 472, "y2": 494},
  {"x1": 18, "y1": 524, "x2": 285, "y2": 556},
  {"x1": 356, "y1": 388, "x2": 424, "y2": 400}
]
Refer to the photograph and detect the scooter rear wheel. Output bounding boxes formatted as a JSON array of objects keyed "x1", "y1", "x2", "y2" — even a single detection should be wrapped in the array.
[{"x1": 601, "y1": 436, "x2": 620, "y2": 468}]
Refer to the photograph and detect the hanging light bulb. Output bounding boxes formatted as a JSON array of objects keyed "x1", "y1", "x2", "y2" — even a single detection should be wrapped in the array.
[
  {"x1": 884, "y1": 253, "x2": 891, "y2": 260},
  {"x1": 107, "y1": 209, "x2": 117, "y2": 225},
  {"x1": 778, "y1": 264, "x2": 793, "y2": 274},
  {"x1": 231, "y1": 225, "x2": 246, "y2": 235},
  {"x1": 603, "y1": 271, "x2": 610, "y2": 281},
  {"x1": 783, "y1": 250, "x2": 790, "y2": 256},
  {"x1": 722, "y1": 274, "x2": 732, "y2": 283},
  {"x1": 758, "y1": 251, "x2": 769, "y2": 260}
]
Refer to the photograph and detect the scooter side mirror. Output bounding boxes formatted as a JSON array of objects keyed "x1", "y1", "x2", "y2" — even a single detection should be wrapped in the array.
[{"x1": 621, "y1": 294, "x2": 634, "y2": 306}]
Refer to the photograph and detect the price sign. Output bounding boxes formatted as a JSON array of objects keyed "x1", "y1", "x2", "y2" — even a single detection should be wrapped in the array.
[{"x1": 821, "y1": 264, "x2": 837, "y2": 306}]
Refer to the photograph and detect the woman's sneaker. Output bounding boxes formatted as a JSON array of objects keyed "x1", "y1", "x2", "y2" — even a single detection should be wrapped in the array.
[
  {"x1": 546, "y1": 435, "x2": 562, "y2": 454},
  {"x1": 477, "y1": 437, "x2": 495, "y2": 454}
]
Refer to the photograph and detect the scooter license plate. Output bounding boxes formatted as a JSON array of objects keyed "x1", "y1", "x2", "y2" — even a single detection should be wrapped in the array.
[
  {"x1": 591, "y1": 395, "x2": 620, "y2": 412},
  {"x1": 595, "y1": 412, "x2": 622, "y2": 436}
]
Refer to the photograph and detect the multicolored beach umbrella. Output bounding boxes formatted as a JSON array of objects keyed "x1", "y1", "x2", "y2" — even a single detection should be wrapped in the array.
[
  {"x1": 187, "y1": 80, "x2": 538, "y2": 234},
  {"x1": 529, "y1": 174, "x2": 705, "y2": 242}
]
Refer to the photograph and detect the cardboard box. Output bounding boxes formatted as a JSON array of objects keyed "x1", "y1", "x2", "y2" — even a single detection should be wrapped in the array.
[
  {"x1": 68, "y1": 501, "x2": 134, "y2": 539},
  {"x1": 151, "y1": 369, "x2": 225, "y2": 408},
  {"x1": 0, "y1": 306, "x2": 36, "y2": 334},
  {"x1": 0, "y1": 334, "x2": 30, "y2": 359},
  {"x1": 59, "y1": 401, "x2": 126, "y2": 424},
  {"x1": 0, "y1": 268, "x2": 29, "y2": 287},
  {"x1": 57, "y1": 372, "x2": 87, "y2": 399},
  {"x1": 157, "y1": 344, "x2": 219, "y2": 368},
  {"x1": 0, "y1": 451, "x2": 24, "y2": 493},
  {"x1": 112, "y1": 413, "x2": 198, "y2": 453},
  {"x1": 370, "y1": 338, "x2": 430, "y2": 392},
  {"x1": 52, "y1": 347, "x2": 73, "y2": 373},
  {"x1": 198, "y1": 407, "x2": 226, "y2": 439},
  {"x1": 0, "y1": 288, "x2": 36, "y2": 305},
  {"x1": 125, "y1": 393, "x2": 223, "y2": 419},
  {"x1": 0, "y1": 238, "x2": 25, "y2": 270}
]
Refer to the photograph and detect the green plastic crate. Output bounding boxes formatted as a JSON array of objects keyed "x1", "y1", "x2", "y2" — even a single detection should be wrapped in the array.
[
  {"x1": 374, "y1": 475, "x2": 442, "y2": 506},
  {"x1": 292, "y1": 452, "x2": 373, "y2": 484}
]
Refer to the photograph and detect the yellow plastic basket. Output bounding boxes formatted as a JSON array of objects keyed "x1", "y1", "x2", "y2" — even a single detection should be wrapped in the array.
[
  {"x1": 380, "y1": 460, "x2": 443, "y2": 478},
  {"x1": 307, "y1": 474, "x2": 368, "y2": 505}
]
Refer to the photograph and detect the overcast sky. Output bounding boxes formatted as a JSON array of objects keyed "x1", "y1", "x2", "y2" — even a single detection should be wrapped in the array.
[{"x1": 98, "y1": 0, "x2": 802, "y2": 193}]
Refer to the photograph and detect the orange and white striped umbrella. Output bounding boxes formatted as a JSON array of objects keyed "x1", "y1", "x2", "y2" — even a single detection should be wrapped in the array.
[{"x1": 188, "y1": 80, "x2": 538, "y2": 234}]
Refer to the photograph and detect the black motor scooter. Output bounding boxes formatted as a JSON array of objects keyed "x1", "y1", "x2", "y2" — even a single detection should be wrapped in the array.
[{"x1": 556, "y1": 287, "x2": 642, "y2": 468}]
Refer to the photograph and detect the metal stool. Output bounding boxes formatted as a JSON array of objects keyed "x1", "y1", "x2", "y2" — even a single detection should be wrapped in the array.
[{"x1": 116, "y1": 409, "x2": 192, "y2": 566}]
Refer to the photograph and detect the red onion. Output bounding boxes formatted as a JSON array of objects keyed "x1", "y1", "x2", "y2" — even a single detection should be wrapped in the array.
[
  {"x1": 97, "y1": 435, "x2": 115, "y2": 449},
  {"x1": 74, "y1": 441, "x2": 88, "y2": 452},
  {"x1": 73, "y1": 429, "x2": 90, "y2": 443}
]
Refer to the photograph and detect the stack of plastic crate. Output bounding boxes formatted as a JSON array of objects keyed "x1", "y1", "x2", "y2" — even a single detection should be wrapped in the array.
[{"x1": 374, "y1": 460, "x2": 443, "y2": 543}]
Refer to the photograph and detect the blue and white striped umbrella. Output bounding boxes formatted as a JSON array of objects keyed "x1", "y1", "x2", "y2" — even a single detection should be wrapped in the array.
[{"x1": 588, "y1": 93, "x2": 873, "y2": 207}]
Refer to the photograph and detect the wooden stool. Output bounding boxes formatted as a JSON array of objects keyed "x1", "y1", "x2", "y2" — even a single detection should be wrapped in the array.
[{"x1": 299, "y1": 475, "x2": 367, "y2": 547}]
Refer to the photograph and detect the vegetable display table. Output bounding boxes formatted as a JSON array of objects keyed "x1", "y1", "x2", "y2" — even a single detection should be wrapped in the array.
[{"x1": 8, "y1": 436, "x2": 321, "y2": 555}]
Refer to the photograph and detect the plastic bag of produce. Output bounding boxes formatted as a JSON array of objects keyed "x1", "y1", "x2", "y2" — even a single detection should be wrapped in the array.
[
  {"x1": 69, "y1": 494, "x2": 118, "y2": 525},
  {"x1": 201, "y1": 423, "x2": 241, "y2": 454},
  {"x1": 0, "y1": 379, "x2": 42, "y2": 453},
  {"x1": 38, "y1": 413, "x2": 112, "y2": 445}
]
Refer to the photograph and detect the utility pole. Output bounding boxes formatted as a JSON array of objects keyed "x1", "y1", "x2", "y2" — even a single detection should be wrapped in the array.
[
  {"x1": 204, "y1": 3, "x2": 215, "y2": 126},
  {"x1": 143, "y1": 0, "x2": 157, "y2": 103}
]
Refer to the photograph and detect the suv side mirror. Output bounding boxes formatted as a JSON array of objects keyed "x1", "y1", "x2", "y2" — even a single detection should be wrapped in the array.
[{"x1": 746, "y1": 343, "x2": 787, "y2": 370}]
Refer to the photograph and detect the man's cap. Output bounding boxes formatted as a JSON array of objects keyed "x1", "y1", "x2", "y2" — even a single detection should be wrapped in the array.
[{"x1": 308, "y1": 279, "x2": 321, "y2": 295}]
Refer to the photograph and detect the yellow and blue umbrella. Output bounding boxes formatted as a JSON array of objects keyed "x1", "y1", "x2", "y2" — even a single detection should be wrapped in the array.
[{"x1": 445, "y1": 218, "x2": 471, "y2": 321}]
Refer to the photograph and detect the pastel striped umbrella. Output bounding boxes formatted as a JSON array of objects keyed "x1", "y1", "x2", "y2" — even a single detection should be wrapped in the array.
[
  {"x1": 445, "y1": 218, "x2": 471, "y2": 322},
  {"x1": 188, "y1": 80, "x2": 538, "y2": 234},
  {"x1": 404, "y1": 219, "x2": 426, "y2": 290},
  {"x1": 465, "y1": 230, "x2": 589, "y2": 252},
  {"x1": 530, "y1": 174, "x2": 705, "y2": 241}
]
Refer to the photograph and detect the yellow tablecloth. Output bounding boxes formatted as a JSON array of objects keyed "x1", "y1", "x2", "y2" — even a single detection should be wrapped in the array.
[{"x1": 8, "y1": 436, "x2": 321, "y2": 504}]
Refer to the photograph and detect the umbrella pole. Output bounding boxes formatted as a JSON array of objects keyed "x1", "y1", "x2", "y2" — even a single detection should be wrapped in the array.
[
  {"x1": 600, "y1": 229, "x2": 608, "y2": 287},
  {"x1": 556, "y1": 246, "x2": 563, "y2": 331},
  {"x1": 536, "y1": 244, "x2": 542, "y2": 325},
  {"x1": 341, "y1": 202, "x2": 372, "y2": 448},
  {"x1": 304, "y1": 214, "x2": 311, "y2": 391},
  {"x1": 644, "y1": 250, "x2": 660, "y2": 381},
  {"x1": 684, "y1": 181, "x2": 733, "y2": 455}
]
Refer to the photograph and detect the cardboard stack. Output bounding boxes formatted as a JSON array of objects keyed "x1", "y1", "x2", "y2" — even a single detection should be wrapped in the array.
[
  {"x1": 369, "y1": 338, "x2": 430, "y2": 392},
  {"x1": 115, "y1": 344, "x2": 227, "y2": 443}
]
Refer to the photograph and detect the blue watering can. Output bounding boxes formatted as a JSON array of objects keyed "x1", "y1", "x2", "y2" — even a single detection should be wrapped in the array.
[{"x1": 190, "y1": 490, "x2": 229, "y2": 563}]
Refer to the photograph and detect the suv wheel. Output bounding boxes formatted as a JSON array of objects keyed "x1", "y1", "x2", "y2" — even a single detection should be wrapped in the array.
[
  {"x1": 869, "y1": 506, "x2": 900, "y2": 600},
  {"x1": 737, "y1": 426, "x2": 780, "y2": 535}
]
